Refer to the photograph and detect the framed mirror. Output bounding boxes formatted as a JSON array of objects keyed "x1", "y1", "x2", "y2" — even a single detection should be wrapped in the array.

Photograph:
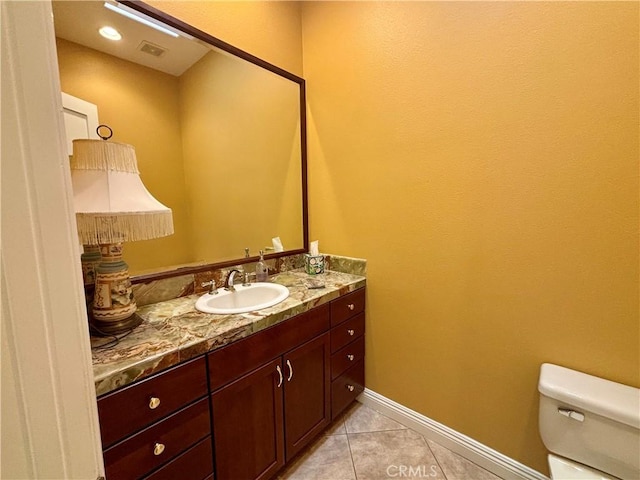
[{"x1": 52, "y1": 0, "x2": 308, "y2": 280}]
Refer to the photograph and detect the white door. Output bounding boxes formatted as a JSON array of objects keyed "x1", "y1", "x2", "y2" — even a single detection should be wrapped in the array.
[{"x1": 62, "y1": 92, "x2": 100, "y2": 155}]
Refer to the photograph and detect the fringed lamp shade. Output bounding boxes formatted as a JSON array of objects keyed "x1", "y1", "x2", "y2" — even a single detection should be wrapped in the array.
[
  {"x1": 71, "y1": 139, "x2": 174, "y2": 335},
  {"x1": 71, "y1": 140, "x2": 173, "y2": 244}
]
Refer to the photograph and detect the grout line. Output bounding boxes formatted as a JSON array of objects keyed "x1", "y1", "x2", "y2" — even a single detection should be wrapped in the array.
[
  {"x1": 346, "y1": 427, "x2": 411, "y2": 436},
  {"x1": 423, "y1": 435, "x2": 449, "y2": 480},
  {"x1": 342, "y1": 411, "x2": 359, "y2": 480},
  {"x1": 345, "y1": 428, "x2": 359, "y2": 480},
  {"x1": 340, "y1": 405, "x2": 358, "y2": 480},
  {"x1": 420, "y1": 431, "x2": 506, "y2": 480}
]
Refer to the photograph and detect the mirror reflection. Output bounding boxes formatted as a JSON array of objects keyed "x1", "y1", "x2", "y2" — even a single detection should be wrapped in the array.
[{"x1": 53, "y1": 1, "x2": 305, "y2": 276}]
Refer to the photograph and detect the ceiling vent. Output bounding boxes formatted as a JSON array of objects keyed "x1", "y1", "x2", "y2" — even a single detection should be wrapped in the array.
[{"x1": 138, "y1": 41, "x2": 166, "y2": 57}]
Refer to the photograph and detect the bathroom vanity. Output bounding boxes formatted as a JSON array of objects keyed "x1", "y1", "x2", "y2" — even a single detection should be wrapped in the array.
[{"x1": 92, "y1": 269, "x2": 365, "y2": 480}]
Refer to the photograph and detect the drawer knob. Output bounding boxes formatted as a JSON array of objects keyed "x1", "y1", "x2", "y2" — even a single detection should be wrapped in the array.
[
  {"x1": 347, "y1": 304, "x2": 355, "y2": 311},
  {"x1": 347, "y1": 385, "x2": 355, "y2": 392},
  {"x1": 347, "y1": 329, "x2": 355, "y2": 336},
  {"x1": 347, "y1": 354, "x2": 355, "y2": 361},
  {"x1": 153, "y1": 443, "x2": 165, "y2": 456},
  {"x1": 148, "y1": 397, "x2": 161, "y2": 410}
]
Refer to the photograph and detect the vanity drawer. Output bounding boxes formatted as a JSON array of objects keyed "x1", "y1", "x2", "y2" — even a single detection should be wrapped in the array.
[
  {"x1": 98, "y1": 356, "x2": 208, "y2": 448},
  {"x1": 331, "y1": 360, "x2": 365, "y2": 419},
  {"x1": 142, "y1": 436, "x2": 213, "y2": 480},
  {"x1": 331, "y1": 336, "x2": 365, "y2": 380},
  {"x1": 330, "y1": 313, "x2": 365, "y2": 353},
  {"x1": 208, "y1": 304, "x2": 330, "y2": 391},
  {"x1": 330, "y1": 288, "x2": 365, "y2": 327},
  {"x1": 104, "y1": 397, "x2": 211, "y2": 480}
]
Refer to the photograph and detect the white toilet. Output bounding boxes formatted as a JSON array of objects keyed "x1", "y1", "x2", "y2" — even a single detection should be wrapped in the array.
[{"x1": 538, "y1": 363, "x2": 640, "y2": 480}]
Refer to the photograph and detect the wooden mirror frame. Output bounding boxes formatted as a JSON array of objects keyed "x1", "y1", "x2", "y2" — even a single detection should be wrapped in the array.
[{"x1": 119, "y1": 0, "x2": 309, "y2": 284}]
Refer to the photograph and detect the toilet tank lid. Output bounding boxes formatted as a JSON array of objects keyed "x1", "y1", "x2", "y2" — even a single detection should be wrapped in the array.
[{"x1": 538, "y1": 363, "x2": 640, "y2": 429}]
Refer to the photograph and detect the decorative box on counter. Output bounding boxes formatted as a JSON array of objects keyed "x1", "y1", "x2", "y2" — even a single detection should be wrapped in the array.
[{"x1": 305, "y1": 254, "x2": 325, "y2": 275}]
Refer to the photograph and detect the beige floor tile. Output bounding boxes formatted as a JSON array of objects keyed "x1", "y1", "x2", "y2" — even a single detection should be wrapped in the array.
[
  {"x1": 427, "y1": 439, "x2": 503, "y2": 480},
  {"x1": 344, "y1": 402, "x2": 408, "y2": 434},
  {"x1": 277, "y1": 401, "x2": 504, "y2": 480},
  {"x1": 279, "y1": 434, "x2": 356, "y2": 480},
  {"x1": 348, "y1": 429, "x2": 447, "y2": 480}
]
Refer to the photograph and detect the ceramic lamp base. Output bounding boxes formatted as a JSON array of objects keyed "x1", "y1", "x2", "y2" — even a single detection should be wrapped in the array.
[
  {"x1": 81, "y1": 244, "x2": 101, "y2": 287},
  {"x1": 92, "y1": 243, "x2": 138, "y2": 334}
]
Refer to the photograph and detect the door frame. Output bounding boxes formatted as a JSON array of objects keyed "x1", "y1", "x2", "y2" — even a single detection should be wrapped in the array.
[
  {"x1": 61, "y1": 91, "x2": 100, "y2": 154},
  {"x1": 1, "y1": 1, "x2": 104, "y2": 478}
]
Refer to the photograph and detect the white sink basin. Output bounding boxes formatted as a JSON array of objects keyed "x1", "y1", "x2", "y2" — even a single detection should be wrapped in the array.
[{"x1": 195, "y1": 282, "x2": 289, "y2": 315}]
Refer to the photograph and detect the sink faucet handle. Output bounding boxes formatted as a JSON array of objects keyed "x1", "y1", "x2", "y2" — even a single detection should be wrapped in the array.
[
  {"x1": 243, "y1": 272, "x2": 251, "y2": 287},
  {"x1": 201, "y1": 280, "x2": 216, "y2": 294}
]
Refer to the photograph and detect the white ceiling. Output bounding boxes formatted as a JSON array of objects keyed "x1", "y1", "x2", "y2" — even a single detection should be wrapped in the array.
[{"x1": 52, "y1": 1, "x2": 209, "y2": 77}]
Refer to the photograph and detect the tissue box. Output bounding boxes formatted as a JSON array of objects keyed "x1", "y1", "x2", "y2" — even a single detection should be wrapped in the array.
[{"x1": 305, "y1": 254, "x2": 325, "y2": 275}]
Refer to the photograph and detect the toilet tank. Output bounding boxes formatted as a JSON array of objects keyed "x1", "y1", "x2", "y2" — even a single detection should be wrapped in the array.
[{"x1": 538, "y1": 364, "x2": 640, "y2": 480}]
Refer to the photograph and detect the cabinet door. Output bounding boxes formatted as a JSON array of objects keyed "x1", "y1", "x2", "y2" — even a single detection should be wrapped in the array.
[
  {"x1": 211, "y1": 358, "x2": 284, "y2": 480},
  {"x1": 283, "y1": 332, "x2": 330, "y2": 461}
]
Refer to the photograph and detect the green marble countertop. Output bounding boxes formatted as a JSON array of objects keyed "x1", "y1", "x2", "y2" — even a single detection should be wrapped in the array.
[{"x1": 91, "y1": 269, "x2": 366, "y2": 397}]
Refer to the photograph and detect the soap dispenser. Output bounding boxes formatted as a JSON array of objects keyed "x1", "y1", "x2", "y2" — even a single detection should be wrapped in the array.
[{"x1": 256, "y1": 250, "x2": 268, "y2": 282}]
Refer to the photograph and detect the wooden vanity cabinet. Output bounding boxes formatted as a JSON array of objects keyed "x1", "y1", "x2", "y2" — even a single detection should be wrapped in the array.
[
  {"x1": 330, "y1": 288, "x2": 366, "y2": 419},
  {"x1": 97, "y1": 356, "x2": 212, "y2": 480},
  {"x1": 96, "y1": 287, "x2": 365, "y2": 480},
  {"x1": 208, "y1": 305, "x2": 331, "y2": 480}
]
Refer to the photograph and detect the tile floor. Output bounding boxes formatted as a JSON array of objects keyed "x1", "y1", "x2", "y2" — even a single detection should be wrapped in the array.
[{"x1": 279, "y1": 402, "x2": 503, "y2": 480}]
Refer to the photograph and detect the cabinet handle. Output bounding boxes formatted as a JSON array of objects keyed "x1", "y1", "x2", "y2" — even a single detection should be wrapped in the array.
[
  {"x1": 347, "y1": 354, "x2": 355, "y2": 361},
  {"x1": 153, "y1": 443, "x2": 165, "y2": 456},
  {"x1": 276, "y1": 365, "x2": 283, "y2": 387},
  {"x1": 286, "y1": 359, "x2": 294, "y2": 382},
  {"x1": 347, "y1": 385, "x2": 355, "y2": 392},
  {"x1": 148, "y1": 397, "x2": 161, "y2": 410},
  {"x1": 347, "y1": 303, "x2": 355, "y2": 311},
  {"x1": 347, "y1": 329, "x2": 355, "y2": 336}
]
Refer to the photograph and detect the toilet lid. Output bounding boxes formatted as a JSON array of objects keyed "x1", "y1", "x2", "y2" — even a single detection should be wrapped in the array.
[{"x1": 549, "y1": 454, "x2": 617, "y2": 480}]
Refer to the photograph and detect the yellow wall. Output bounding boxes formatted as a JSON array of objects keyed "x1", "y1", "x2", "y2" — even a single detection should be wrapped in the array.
[
  {"x1": 148, "y1": 1, "x2": 303, "y2": 77},
  {"x1": 59, "y1": 1, "x2": 639, "y2": 473},
  {"x1": 56, "y1": 38, "x2": 193, "y2": 274},
  {"x1": 179, "y1": 49, "x2": 303, "y2": 260},
  {"x1": 302, "y1": 1, "x2": 639, "y2": 473}
]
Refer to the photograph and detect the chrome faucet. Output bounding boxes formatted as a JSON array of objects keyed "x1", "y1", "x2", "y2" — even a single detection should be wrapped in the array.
[{"x1": 224, "y1": 269, "x2": 243, "y2": 291}]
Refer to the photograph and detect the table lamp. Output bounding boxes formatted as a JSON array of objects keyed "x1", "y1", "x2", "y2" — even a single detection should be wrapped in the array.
[{"x1": 70, "y1": 128, "x2": 174, "y2": 334}]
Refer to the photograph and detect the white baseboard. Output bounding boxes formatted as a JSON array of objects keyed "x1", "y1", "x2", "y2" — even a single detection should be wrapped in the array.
[{"x1": 357, "y1": 389, "x2": 548, "y2": 480}]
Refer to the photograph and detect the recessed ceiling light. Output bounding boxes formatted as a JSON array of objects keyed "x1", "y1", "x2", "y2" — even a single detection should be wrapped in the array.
[{"x1": 99, "y1": 26, "x2": 122, "y2": 41}]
